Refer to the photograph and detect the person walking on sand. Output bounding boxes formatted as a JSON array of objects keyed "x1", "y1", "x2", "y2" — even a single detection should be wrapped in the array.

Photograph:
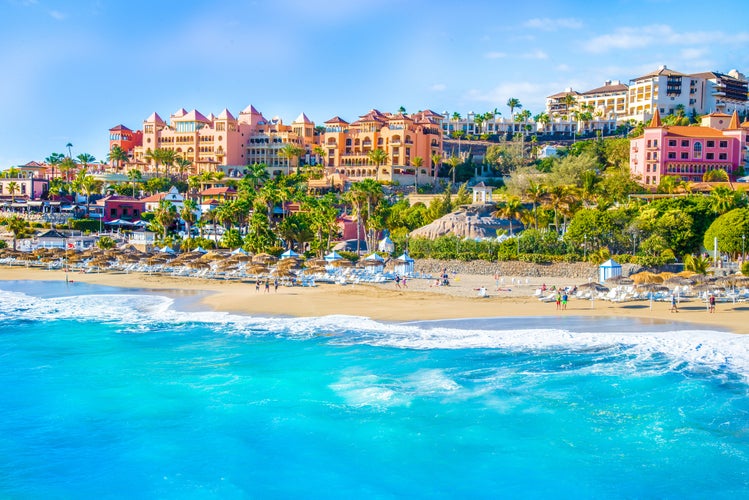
[
  {"x1": 274, "y1": 278, "x2": 279, "y2": 292},
  {"x1": 255, "y1": 280, "x2": 260, "y2": 293},
  {"x1": 555, "y1": 291, "x2": 562, "y2": 310},
  {"x1": 670, "y1": 294, "x2": 678, "y2": 313},
  {"x1": 402, "y1": 276, "x2": 407, "y2": 288},
  {"x1": 264, "y1": 279, "x2": 270, "y2": 293},
  {"x1": 394, "y1": 274, "x2": 401, "y2": 289},
  {"x1": 709, "y1": 294, "x2": 716, "y2": 313},
  {"x1": 562, "y1": 292, "x2": 568, "y2": 310}
]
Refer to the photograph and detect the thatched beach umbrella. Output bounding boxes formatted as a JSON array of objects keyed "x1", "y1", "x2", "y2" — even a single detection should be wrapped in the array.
[
  {"x1": 605, "y1": 275, "x2": 634, "y2": 285},
  {"x1": 187, "y1": 260, "x2": 210, "y2": 270},
  {"x1": 636, "y1": 283, "x2": 670, "y2": 294},
  {"x1": 630, "y1": 271, "x2": 663, "y2": 284},
  {"x1": 577, "y1": 282, "x2": 610, "y2": 293},
  {"x1": 247, "y1": 264, "x2": 269, "y2": 275},
  {"x1": 253, "y1": 253, "x2": 278, "y2": 264}
]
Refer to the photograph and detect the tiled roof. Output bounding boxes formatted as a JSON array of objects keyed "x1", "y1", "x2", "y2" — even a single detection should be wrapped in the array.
[
  {"x1": 144, "y1": 112, "x2": 165, "y2": 124},
  {"x1": 647, "y1": 108, "x2": 662, "y2": 127},
  {"x1": 633, "y1": 66, "x2": 686, "y2": 81},
  {"x1": 582, "y1": 83, "x2": 628, "y2": 95},
  {"x1": 664, "y1": 126, "x2": 727, "y2": 138},
  {"x1": 109, "y1": 124, "x2": 132, "y2": 132},
  {"x1": 200, "y1": 187, "x2": 237, "y2": 196},
  {"x1": 293, "y1": 112, "x2": 313, "y2": 124},
  {"x1": 217, "y1": 108, "x2": 236, "y2": 120},
  {"x1": 140, "y1": 193, "x2": 166, "y2": 203},
  {"x1": 324, "y1": 116, "x2": 349, "y2": 124},
  {"x1": 547, "y1": 90, "x2": 580, "y2": 99}
]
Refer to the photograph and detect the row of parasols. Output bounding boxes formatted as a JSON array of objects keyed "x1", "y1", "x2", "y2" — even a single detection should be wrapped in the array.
[
  {"x1": 592, "y1": 270, "x2": 749, "y2": 294},
  {"x1": 0, "y1": 246, "x2": 374, "y2": 277}
]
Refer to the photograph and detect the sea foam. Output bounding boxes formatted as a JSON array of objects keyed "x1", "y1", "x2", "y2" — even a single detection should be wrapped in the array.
[{"x1": 1, "y1": 288, "x2": 747, "y2": 380}]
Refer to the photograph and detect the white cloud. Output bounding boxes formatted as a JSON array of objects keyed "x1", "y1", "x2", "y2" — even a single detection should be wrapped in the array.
[
  {"x1": 522, "y1": 50, "x2": 548, "y2": 60},
  {"x1": 48, "y1": 10, "x2": 67, "y2": 20},
  {"x1": 523, "y1": 17, "x2": 583, "y2": 31},
  {"x1": 680, "y1": 48, "x2": 708, "y2": 60},
  {"x1": 430, "y1": 83, "x2": 446, "y2": 92},
  {"x1": 585, "y1": 24, "x2": 749, "y2": 53},
  {"x1": 485, "y1": 51, "x2": 506, "y2": 59}
]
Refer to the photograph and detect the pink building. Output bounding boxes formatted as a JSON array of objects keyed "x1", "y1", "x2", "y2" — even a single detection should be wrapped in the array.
[
  {"x1": 630, "y1": 109, "x2": 749, "y2": 186},
  {"x1": 96, "y1": 195, "x2": 145, "y2": 222}
]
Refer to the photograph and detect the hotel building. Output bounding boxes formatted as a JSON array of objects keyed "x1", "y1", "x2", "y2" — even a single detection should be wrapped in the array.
[
  {"x1": 321, "y1": 109, "x2": 443, "y2": 184},
  {"x1": 547, "y1": 66, "x2": 749, "y2": 124},
  {"x1": 113, "y1": 105, "x2": 317, "y2": 178},
  {"x1": 629, "y1": 109, "x2": 749, "y2": 186}
]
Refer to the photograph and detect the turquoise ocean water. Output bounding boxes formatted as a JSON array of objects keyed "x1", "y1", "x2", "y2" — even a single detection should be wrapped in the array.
[{"x1": 1, "y1": 280, "x2": 749, "y2": 498}]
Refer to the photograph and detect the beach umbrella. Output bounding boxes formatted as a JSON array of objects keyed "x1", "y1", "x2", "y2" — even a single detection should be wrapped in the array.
[
  {"x1": 32, "y1": 248, "x2": 51, "y2": 258},
  {"x1": 187, "y1": 260, "x2": 210, "y2": 270},
  {"x1": 630, "y1": 271, "x2": 663, "y2": 284},
  {"x1": 305, "y1": 258, "x2": 327, "y2": 268},
  {"x1": 664, "y1": 275, "x2": 693, "y2": 287},
  {"x1": 280, "y1": 249, "x2": 300, "y2": 260},
  {"x1": 200, "y1": 251, "x2": 227, "y2": 261},
  {"x1": 636, "y1": 283, "x2": 670, "y2": 293},
  {"x1": 247, "y1": 264, "x2": 269, "y2": 275},
  {"x1": 577, "y1": 282, "x2": 610, "y2": 293},
  {"x1": 605, "y1": 275, "x2": 634, "y2": 285},
  {"x1": 270, "y1": 267, "x2": 294, "y2": 277},
  {"x1": 330, "y1": 259, "x2": 353, "y2": 268},
  {"x1": 253, "y1": 253, "x2": 278, "y2": 264}
]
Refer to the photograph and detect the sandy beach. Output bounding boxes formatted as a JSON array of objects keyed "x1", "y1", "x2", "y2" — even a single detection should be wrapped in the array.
[{"x1": 0, "y1": 266, "x2": 745, "y2": 333}]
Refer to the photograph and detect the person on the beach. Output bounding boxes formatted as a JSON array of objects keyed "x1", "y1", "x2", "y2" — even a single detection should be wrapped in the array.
[
  {"x1": 561, "y1": 292, "x2": 568, "y2": 310},
  {"x1": 255, "y1": 280, "x2": 260, "y2": 293},
  {"x1": 670, "y1": 294, "x2": 678, "y2": 313},
  {"x1": 494, "y1": 273, "x2": 500, "y2": 290},
  {"x1": 394, "y1": 275, "x2": 401, "y2": 288},
  {"x1": 264, "y1": 280, "x2": 270, "y2": 293},
  {"x1": 274, "y1": 278, "x2": 279, "y2": 292},
  {"x1": 402, "y1": 276, "x2": 407, "y2": 288},
  {"x1": 709, "y1": 294, "x2": 716, "y2": 313},
  {"x1": 555, "y1": 292, "x2": 562, "y2": 310}
]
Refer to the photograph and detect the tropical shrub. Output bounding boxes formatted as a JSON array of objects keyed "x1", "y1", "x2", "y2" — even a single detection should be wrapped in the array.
[{"x1": 703, "y1": 208, "x2": 749, "y2": 255}]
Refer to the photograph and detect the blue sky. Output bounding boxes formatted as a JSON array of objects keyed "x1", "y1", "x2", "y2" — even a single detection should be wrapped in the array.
[{"x1": 2, "y1": 0, "x2": 749, "y2": 168}]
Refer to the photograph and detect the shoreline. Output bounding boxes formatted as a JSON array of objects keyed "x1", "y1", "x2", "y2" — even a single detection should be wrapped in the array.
[{"x1": 0, "y1": 266, "x2": 744, "y2": 333}]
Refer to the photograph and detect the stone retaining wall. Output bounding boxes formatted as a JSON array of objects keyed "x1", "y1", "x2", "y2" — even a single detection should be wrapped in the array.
[{"x1": 407, "y1": 258, "x2": 641, "y2": 281}]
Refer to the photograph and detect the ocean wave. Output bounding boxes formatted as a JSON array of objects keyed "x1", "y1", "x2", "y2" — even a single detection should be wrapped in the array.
[{"x1": 1, "y1": 288, "x2": 747, "y2": 379}]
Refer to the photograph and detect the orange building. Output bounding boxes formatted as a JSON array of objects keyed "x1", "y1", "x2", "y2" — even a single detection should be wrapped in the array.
[
  {"x1": 321, "y1": 109, "x2": 443, "y2": 185},
  {"x1": 128, "y1": 105, "x2": 317, "y2": 178}
]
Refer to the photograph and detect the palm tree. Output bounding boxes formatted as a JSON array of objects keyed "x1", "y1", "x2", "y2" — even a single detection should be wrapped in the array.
[
  {"x1": 160, "y1": 149, "x2": 177, "y2": 178},
  {"x1": 7, "y1": 181, "x2": 18, "y2": 203},
  {"x1": 76, "y1": 173, "x2": 100, "y2": 217},
  {"x1": 710, "y1": 186, "x2": 739, "y2": 215},
  {"x1": 492, "y1": 195, "x2": 524, "y2": 236},
  {"x1": 278, "y1": 143, "x2": 305, "y2": 175},
  {"x1": 7, "y1": 216, "x2": 28, "y2": 251},
  {"x1": 144, "y1": 149, "x2": 162, "y2": 177},
  {"x1": 59, "y1": 156, "x2": 76, "y2": 184},
  {"x1": 44, "y1": 152, "x2": 65, "y2": 179},
  {"x1": 563, "y1": 94, "x2": 577, "y2": 115},
  {"x1": 152, "y1": 198, "x2": 177, "y2": 239},
  {"x1": 430, "y1": 152, "x2": 442, "y2": 182},
  {"x1": 535, "y1": 112, "x2": 550, "y2": 133},
  {"x1": 313, "y1": 145, "x2": 327, "y2": 169},
  {"x1": 246, "y1": 163, "x2": 270, "y2": 189},
  {"x1": 76, "y1": 153, "x2": 96, "y2": 172},
  {"x1": 411, "y1": 156, "x2": 423, "y2": 188},
  {"x1": 525, "y1": 181, "x2": 546, "y2": 230},
  {"x1": 445, "y1": 155, "x2": 462, "y2": 185},
  {"x1": 506, "y1": 97, "x2": 521, "y2": 119},
  {"x1": 65, "y1": 142, "x2": 73, "y2": 158},
  {"x1": 174, "y1": 156, "x2": 192, "y2": 180},
  {"x1": 127, "y1": 169, "x2": 142, "y2": 197},
  {"x1": 367, "y1": 148, "x2": 388, "y2": 182},
  {"x1": 107, "y1": 145, "x2": 128, "y2": 170}
]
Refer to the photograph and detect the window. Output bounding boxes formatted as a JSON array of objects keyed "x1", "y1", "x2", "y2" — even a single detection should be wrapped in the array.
[
  {"x1": 110, "y1": 208, "x2": 117, "y2": 217},
  {"x1": 693, "y1": 142, "x2": 702, "y2": 159},
  {"x1": 681, "y1": 152, "x2": 689, "y2": 159},
  {"x1": 668, "y1": 152, "x2": 676, "y2": 159},
  {"x1": 706, "y1": 153, "x2": 714, "y2": 160},
  {"x1": 719, "y1": 153, "x2": 727, "y2": 160},
  {"x1": 681, "y1": 140, "x2": 689, "y2": 147},
  {"x1": 719, "y1": 140, "x2": 728, "y2": 148},
  {"x1": 707, "y1": 140, "x2": 715, "y2": 147},
  {"x1": 668, "y1": 140, "x2": 677, "y2": 146}
]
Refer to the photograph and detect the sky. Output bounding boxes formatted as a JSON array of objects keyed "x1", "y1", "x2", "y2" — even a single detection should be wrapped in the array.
[{"x1": 2, "y1": 0, "x2": 749, "y2": 168}]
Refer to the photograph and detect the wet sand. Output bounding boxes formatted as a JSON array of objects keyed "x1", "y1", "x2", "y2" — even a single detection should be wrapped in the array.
[{"x1": 0, "y1": 266, "x2": 744, "y2": 333}]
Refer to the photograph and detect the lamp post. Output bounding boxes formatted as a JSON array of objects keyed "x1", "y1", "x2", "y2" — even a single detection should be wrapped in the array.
[
  {"x1": 742, "y1": 234, "x2": 746, "y2": 264},
  {"x1": 583, "y1": 234, "x2": 587, "y2": 261}
]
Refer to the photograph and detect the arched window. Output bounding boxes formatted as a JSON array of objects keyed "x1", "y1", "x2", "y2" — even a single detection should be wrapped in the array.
[{"x1": 693, "y1": 141, "x2": 702, "y2": 159}]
